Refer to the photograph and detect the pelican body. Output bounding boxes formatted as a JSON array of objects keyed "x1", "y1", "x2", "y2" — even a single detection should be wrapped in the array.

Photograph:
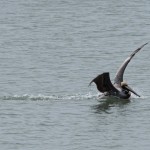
[{"x1": 90, "y1": 43, "x2": 148, "y2": 99}]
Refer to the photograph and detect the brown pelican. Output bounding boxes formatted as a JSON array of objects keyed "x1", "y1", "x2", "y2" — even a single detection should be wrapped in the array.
[{"x1": 89, "y1": 43, "x2": 148, "y2": 99}]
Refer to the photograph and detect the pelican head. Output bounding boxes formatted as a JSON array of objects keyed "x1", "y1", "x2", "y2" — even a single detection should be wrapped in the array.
[
  {"x1": 121, "y1": 81, "x2": 128, "y2": 87},
  {"x1": 121, "y1": 81, "x2": 140, "y2": 97}
]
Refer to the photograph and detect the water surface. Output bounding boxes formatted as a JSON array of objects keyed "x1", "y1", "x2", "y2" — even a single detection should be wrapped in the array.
[{"x1": 0, "y1": 0, "x2": 150, "y2": 150}]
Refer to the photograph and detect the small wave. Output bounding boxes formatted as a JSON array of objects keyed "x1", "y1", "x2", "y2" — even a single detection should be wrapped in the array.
[{"x1": 1, "y1": 93, "x2": 98, "y2": 101}]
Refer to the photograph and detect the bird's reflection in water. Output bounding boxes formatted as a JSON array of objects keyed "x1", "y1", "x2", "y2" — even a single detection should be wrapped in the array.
[{"x1": 92, "y1": 97, "x2": 130, "y2": 114}]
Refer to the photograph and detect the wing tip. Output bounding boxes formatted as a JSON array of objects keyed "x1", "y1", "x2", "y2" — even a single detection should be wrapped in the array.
[
  {"x1": 142, "y1": 42, "x2": 148, "y2": 47},
  {"x1": 138, "y1": 42, "x2": 148, "y2": 50},
  {"x1": 89, "y1": 80, "x2": 93, "y2": 86}
]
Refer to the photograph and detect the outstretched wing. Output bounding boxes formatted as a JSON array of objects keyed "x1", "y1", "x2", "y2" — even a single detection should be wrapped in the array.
[
  {"x1": 89, "y1": 72, "x2": 118, "y2": 93},
  {"x1": 114, "y1": 43, "x2": 148, "y2": 86}
]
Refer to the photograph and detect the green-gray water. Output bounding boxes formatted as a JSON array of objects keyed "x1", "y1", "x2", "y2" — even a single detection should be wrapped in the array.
[{"x1": 0, "y1": 1, "x2": 150, "y2": 150}]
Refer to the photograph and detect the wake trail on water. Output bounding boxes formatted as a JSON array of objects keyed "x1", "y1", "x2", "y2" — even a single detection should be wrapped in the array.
[
  {"x1": 1, "y1": 88, "x2": 148, "y2": 101},
  {"x1": 1, "y1": 93, "x2": 98, "y2": 101}
]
